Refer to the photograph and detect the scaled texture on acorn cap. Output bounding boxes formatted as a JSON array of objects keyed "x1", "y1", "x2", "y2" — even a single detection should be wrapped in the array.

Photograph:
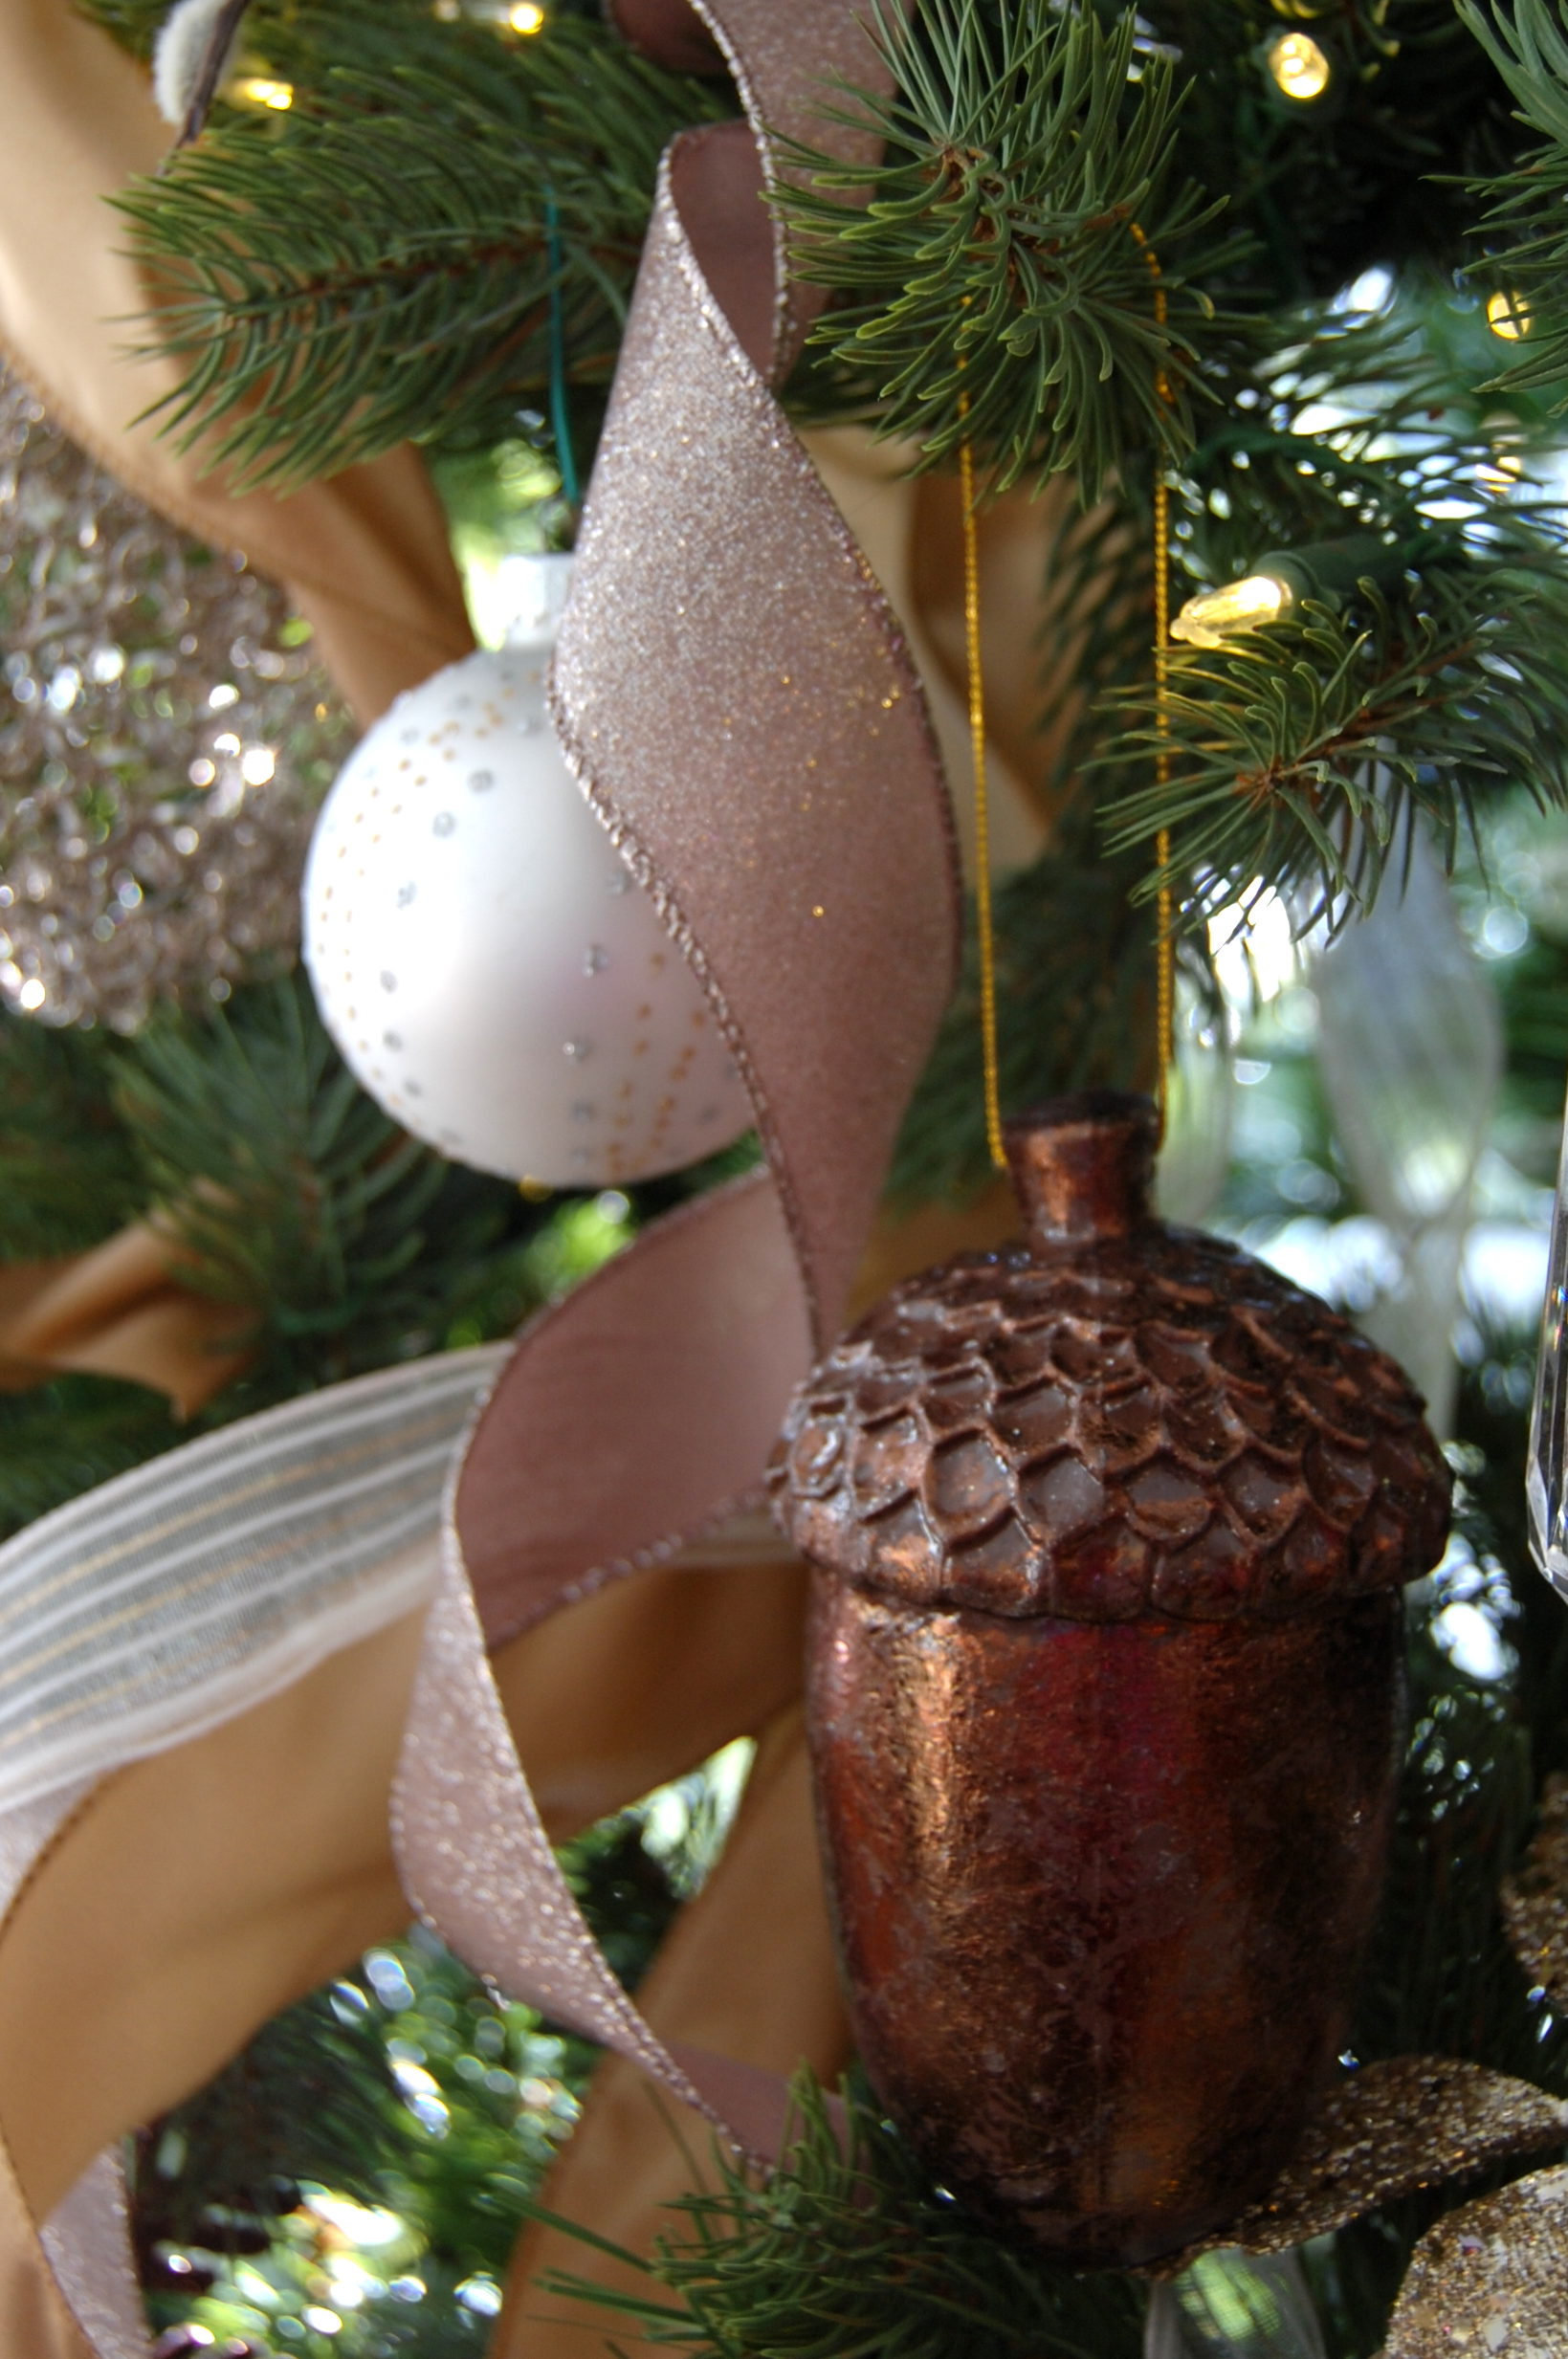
[{"x1": 770, "y1": 1094, "x2": 1451, "y2": 1623}]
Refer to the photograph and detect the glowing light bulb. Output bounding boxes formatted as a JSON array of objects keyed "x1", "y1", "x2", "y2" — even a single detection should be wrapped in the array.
[
  {"x1": 507, "y1": 1, "x2": 545, "y2": 27},
  {"x1": 1171, "y1": 574, "x2": 1293, "y2": 650},
  {"x1": 232, "y1": 75, "x2": 294, "y2": 110},
  {"x1": 1266, "y1": 31, "x2": 1332, "y2": 100},
  {"x1": 1487, "y1": 289, "x2": 1531, "y2": 342}
]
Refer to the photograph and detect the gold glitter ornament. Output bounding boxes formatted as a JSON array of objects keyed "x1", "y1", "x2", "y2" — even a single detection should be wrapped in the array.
[
  {"x1": 1381, "y1": 2164, "x2": 1568, "y2": 2358},
  {"x1": 0, "y1": 363, "x2": 355, "y2": 1031},
  {"x1": 1503, "y1": 1774, "x2": 1568, "y2": 2008},
  {"x1": 1162, "y1": 2059, "x2": 1568, "y2": 2271}
]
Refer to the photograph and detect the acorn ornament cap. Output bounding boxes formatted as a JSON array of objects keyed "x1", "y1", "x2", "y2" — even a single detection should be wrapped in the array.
[
  {"x1": 770, "y1": 1090, "x2": 1452, "y2": 2267},
  {"x1": 302, "y1": 557, "x2": 751, "y2": 1188}
]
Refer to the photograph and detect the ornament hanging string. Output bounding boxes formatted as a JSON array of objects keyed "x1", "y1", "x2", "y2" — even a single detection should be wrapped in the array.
[
  {"x1": 1130, "y1": 222, "x2": 1176, "y2": 1112},
  {"x1": 958, "y1": 397, "x2": 1005, "y2": 1175},
  {"x1": 544, "y1": 194, "x2": 582, "y2": 513}
]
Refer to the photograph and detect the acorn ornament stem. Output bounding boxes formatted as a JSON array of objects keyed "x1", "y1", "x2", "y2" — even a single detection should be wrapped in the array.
[{"x1": 770, "y1": 1091, "x2": 1452, "y2": 2266}]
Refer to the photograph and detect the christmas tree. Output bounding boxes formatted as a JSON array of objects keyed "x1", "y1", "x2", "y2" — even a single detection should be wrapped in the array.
[{"x1": 8, "y1": 0, "x2": 1568, "y2": 2352}]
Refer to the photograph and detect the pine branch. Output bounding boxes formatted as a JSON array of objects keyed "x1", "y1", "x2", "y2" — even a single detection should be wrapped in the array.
[
  {"x1": 1100, "y1": 547, "x2": 1568, "y2": 929},
  {"x1": 775, "y1": 0, "x2": 1233, "y2": 501},
  {"x1": 536, "y1": 2069, "x2": 1147, "y2": 2358},
  {"x1": 891, "y1": 807, "x2": 1159, "y2": 1205},
  {"x1": 0, "y1": 1010, "x2": 142, "y2": 1259},
  {"x1": 1142, "y1": 0, "x2": 1517, "y2": 303},
  {"x1": 110, "y1": 974, "x2": 541, "y2": 1399},
  {"x1": 1460, "y1": 0, "x2": 1568, "y2": 399},
  {"x1": 1095, "y1": 318, "x2": 1568, "y2": 927},
  {"x1": 110, "y1": 3, "x2": 730, "y2": 489},
  {"x1": 0, "y1": 1377, "x2": 180, "y2": 1542}
]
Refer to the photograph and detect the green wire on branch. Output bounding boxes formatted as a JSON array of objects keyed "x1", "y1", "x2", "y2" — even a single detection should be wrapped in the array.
[
  {"x1": 774, "y1": 0, "x2": 1232, "y2": 501},
  {"x1": 109, "y1": 0, "x2": 727, "y2": 489}
]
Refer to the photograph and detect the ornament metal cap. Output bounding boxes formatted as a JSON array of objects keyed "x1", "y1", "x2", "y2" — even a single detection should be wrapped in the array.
[{"x1": 1003, "y1": 1088, "x2": 1158, "y2": 1248}]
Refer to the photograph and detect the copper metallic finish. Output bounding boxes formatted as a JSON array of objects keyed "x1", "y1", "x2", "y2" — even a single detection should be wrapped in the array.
[
  {"x1": 771, "y1": 1090, "x2": 1454, "y2": 2265},
  {"x1": 808, "y1": 1578, "x2": 1403, "y2": 2264}
]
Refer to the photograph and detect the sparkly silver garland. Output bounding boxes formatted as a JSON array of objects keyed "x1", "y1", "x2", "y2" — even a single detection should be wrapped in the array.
[{"x1": 0, "y1": 363, "x2": 355, "y2": 1031}]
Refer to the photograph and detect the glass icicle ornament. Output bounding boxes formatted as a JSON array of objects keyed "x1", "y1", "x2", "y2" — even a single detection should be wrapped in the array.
[
  {"x1": 1314, "y1": 818, "x2": 1502, "y2": 1434},
  {"x1": 0, "y1": 363, "x2": 353, "y2": 1031},
  {"x1": 1528, "y1": 1074, "x2": 1568, "y2": 1598},
  {"x1": 1144, "y1": 2250, "x2": 1328, "y2": 2359}
]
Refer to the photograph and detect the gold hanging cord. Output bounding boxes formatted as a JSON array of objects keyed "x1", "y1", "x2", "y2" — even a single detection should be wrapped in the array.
[
  {"x1": 957, "y1": 226, "x2": 1176, "y2": 1167},
  {"x1": 958, "y1": 400, "x2": 1007, "y2": 1174}
]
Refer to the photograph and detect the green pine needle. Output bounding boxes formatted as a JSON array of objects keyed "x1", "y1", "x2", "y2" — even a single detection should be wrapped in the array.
[
  {"x1": 536, "y1": 2071, "x2": 1146, "y2": 2359},
  {"x1": 111, "y1": 4, "x2": 729, "y2": 489},
  {"x1": 1461, "y1": 0, "x2": 1568, "y2": 399},
  {"x1": 775, "y1": 0, "x2": 1231, "y2": 500}
]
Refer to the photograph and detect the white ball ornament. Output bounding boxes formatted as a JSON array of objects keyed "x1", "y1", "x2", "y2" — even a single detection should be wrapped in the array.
[{"x1": 302, "y1": 558, "x2": 752, "y2": 1187}]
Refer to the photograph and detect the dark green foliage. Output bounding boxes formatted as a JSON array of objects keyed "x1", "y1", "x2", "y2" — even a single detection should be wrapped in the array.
[
  {"x1": 0, "y1": 1009, "x2": 141, "y2": 1258},
  {"x1": 779, "y1": 1, "x2": 1229, "y2": 500},
  {"x1": 134, "y1": 1803, "x2": 692, "y2": 2350},
  {"x1": 1144, "y1": 0, "x2": 1516, "y2": 302},
  {"x1": 135, "y1": 1982, "x2": 400, "y2": 2244},
  {"x1": 537, "y1": 2071, "x2": 1148, "y2": 2357},
  {"x1": 107, "y1": 1, "x2": 730, "y2": 489},
  {"x1": 111, "y1": 973, "x2": 542, "y2": 1400},
  {"x1": 891, "y1": 809, "x2": 1159, "y2": 1204},
  {"x1": 1096, "y1": 329, "x2": 1568, "y2": 930},
  {"x1": 0, "y1": 1376, "x2": 180, "y2": 1541},
  {"x1": 1461, "y1": 0, "x2": 1568, "y2": 400}
]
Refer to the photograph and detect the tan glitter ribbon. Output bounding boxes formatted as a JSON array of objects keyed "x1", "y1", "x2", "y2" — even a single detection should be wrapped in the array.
[{"x1": 389, "y1": 0, "x2": 960, "y2": 2160}]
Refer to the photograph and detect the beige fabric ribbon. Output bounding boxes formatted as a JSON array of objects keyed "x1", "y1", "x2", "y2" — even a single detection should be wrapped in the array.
[
  {"x1": 389, "y1": 0, "x2": 960, "y2": 2179},
  {"x1": 0, "y1": 1, "x2": 956, "y2": 2350},
  {"x1": 0, "y1": 0, "x2": 474, "y2": 723},
  {"x1": 0, "y1": 1223, "x2": 251, "y2": 1418}
]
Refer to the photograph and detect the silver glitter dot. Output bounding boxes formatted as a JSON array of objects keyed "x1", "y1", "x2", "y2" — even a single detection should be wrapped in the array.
[
  {"x1": 384, "y1": 1030, "x2": 403, "y2": 1050},
  {"x1": 405, "y1": 1078, "x2": 423, "y2": 1096},
  {"x1": 563, "y1": 1038, "x2": 591, "y2": 1061},
  {"x1": 397, "y1": 882, "x2": 417, "y2": 908},
  {"x1": 583, "y1": 943, "x2": 609, "y2": 976},
  {"x1": 469, "y1": 768, "x2": 495, "y2": 791},
  {"x1": 433, "y1": 811, "x2": 455, "y2": 837},
  {"x1": 571, "y1": 1101, "x2": 598, "y2": 1121},
  {"x1": 381, "y1": 971, "x2": 397, "y2": 992},
  {"x1": 606, "y1": 871, "x2": 631, "y2": 896}
]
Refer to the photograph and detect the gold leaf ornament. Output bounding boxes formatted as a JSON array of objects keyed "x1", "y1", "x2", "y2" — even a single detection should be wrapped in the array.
[
  {"x1": 1161, "y1": 2060, "x2": 1568, "y2": 2270},
  {"x1": 1502, "y1": 1774, "x2": 1568, "y2": 2007},
  {"x1": 1381, "y1": 2164, "x2": 1568, "y2": 2358}
]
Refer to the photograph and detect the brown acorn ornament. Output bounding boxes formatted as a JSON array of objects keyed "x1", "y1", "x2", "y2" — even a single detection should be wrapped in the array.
[{"x1": 769, "y1": 1091, "x2": 1452, "y2": 2268}]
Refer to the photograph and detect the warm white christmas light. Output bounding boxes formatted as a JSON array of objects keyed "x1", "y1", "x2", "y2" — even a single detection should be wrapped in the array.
[
  {"x1": 1487, "y1": 289, "x2": 1532, "y2": 342},
  {"x1": 232, "y1": 75, "x2": 295, "y2": 109},
  {"x1": 1171, "y1": 573, "x2": 1293, "y2": 649},
  {"x1": 1266, "y1": 31, "x2": 1331, "y2": 100}
]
